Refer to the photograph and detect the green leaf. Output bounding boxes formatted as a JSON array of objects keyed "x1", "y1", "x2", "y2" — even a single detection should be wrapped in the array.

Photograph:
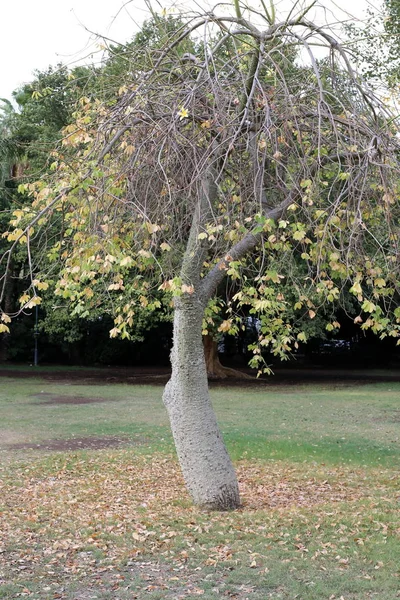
[{"x1": 362, "y1": 300, "x2": 376, "y2": 313}]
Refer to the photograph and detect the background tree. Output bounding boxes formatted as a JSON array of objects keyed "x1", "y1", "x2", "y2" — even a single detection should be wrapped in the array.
[{"x1": 2, "y1": 2, "x2": 400, "y2": 509}]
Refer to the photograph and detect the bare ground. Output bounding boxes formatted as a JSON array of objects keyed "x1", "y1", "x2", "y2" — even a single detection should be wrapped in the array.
[
  {"x1": 0, "y1": 435, "x2": 141, "y2": 452},
  {"x1": 1, "y1": 365, "x2": 400, "y2": 386}
]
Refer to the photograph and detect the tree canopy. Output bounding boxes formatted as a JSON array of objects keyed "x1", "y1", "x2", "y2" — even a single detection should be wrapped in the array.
[{"x1": 1, "y1": 1, "x2": 400, "y2": 508}]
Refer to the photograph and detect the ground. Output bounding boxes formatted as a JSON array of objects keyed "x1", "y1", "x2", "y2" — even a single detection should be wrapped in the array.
[{"x1": 0, "y1": 369, "x2": 399, "y2": 599}]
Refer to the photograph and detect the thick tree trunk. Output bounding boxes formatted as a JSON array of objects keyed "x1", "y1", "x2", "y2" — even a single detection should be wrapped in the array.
[
  {"x1": 163, "y1": 296, "x2": 241, "y2": 510},
  {"x1": 203, "y1": 335, "x2": 253, "y2": 380}
]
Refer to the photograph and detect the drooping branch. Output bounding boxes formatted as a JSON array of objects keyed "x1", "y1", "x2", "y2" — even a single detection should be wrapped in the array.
[{"x1": 199, "y1": 147, "x2": 373, "y2": 303}]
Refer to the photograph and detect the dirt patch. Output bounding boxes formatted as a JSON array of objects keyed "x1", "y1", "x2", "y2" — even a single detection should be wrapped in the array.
[
  {"x1": 0, "y1": 429, "x2": 27, "y2": 445},
  {"x1": 2, "y1": 365, "x2": 400, "y2": 386},
  {"x1": 372, "y1": 409, "x2": 400, "y2": 424},
  {"x1": 31, "y1": 392, "x2": 118, "y2": 405},
  {"x1": 2, "y1": 435, "x2": 143, "y2": 452},
  {"x1": 0, "y1": 366, "x2": 172, "y2": 385}
]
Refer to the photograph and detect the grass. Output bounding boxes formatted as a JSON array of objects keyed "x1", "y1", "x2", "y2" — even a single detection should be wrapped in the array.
[{"x1": 0, "y1": 376, "x2": 399, "y2": 599}]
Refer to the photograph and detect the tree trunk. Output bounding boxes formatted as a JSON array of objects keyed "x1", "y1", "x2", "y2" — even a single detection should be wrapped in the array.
[
  {"x1": 163, "y1": 296, "x2": 241, "y2": 510},
  {"x1": 203, "y1": 335, "x2": 253, "y2": 380},
  {"x1": 0, "y1": 264, "x2": 14, "y2": 362}
]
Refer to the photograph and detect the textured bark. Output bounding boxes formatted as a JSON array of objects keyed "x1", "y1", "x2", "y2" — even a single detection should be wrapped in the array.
[
  {"x1": 203, "y1": 336, "x2": 253, "y2": 380},
  {"x1": 0, "y1": 264, "x2": 14, "y2": 361},
  {"x1": 163, "y1": 296, "x2": 241, "y2": 510}
]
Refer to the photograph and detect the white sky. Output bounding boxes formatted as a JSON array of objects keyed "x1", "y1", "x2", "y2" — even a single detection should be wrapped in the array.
[{"x1": 1, "y1": 0, "x2": 376, "y2": 101}]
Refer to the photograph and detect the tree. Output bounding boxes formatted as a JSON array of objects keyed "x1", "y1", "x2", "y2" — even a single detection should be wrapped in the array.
[
  {"x1": 345, "y1": 0, "x2": 400, "y2": 87},
  {"x1": 2, "y1": 2, "x2": 400, "y2": 509},
  {"x1": 0, "y1": 66, "x2": 96, "y2": 359}
]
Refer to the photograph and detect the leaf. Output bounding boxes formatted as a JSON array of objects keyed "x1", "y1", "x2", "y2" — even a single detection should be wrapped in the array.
[
  {"x1": 177, "y1": 107, "x2": 189, "y2": 120},
  {"x1": 300, "y1": 179, "x2": 312, "y2": 188},
  {"x1": 350, "y1": 282, "x2": 362, "y2": 295},
  {"x1": 138, "y1": 250, "x2": 151, "y2": 259},
  {"x1": 146, "y1": 223, "x2": 161, "y2": 234},
  {"x1": 26, "y1": 296, "x2": 42, "y2": 308},
  {"x1": 293, "y1": 230, "x2": 306, "y2": 241},
  {"x1": 374, "y1": 278, "x2": 386, "y2": 288},
  {"x1": 218, "y1": 320, "x2": 232, "y2": 333},
  {"x1": 19, "y1": 293, "x2": 30, "y2": 305},
  {"x1": 181, "y1": 284, "x2": 194, "y2": 294},
  {"x1": 120, "y1": 256, "x2": 134, "y2": 267},
  {"x1": 362, "y1": 300, "x2": 376, "y2": 313}
]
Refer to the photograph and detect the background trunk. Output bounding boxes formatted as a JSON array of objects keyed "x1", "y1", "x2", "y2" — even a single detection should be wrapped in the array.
[
  {"x1": 203, "y1": 335, "x2": 253, "y2": 380},
  {"x1": 163, "y1": 297, "x2": 240, "y2": 510},
  {"x1": 0, "y1": 264, "x2": 14, "y2": 361}
]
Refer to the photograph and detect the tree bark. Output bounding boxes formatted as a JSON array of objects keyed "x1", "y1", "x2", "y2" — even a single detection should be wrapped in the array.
[
  {"x1": 0, "y1": 264, "x2": 14, "y2": 362},
  {"x1": 203, "y1": 335, "x2": 253, "y2": 380},
  {"x1": 163, "y1": 296, "x2": 241, "y2": 510}
]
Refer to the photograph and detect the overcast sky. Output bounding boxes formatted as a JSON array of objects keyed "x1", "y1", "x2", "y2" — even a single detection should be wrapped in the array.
[{"x1": 1, "y1": 0, "x2": 375, "y2": 101}]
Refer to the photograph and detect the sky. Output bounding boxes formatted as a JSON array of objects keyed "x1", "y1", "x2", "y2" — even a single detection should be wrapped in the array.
[{"x1": 1, "y1": 0, "x2": 376, "y2": 102}]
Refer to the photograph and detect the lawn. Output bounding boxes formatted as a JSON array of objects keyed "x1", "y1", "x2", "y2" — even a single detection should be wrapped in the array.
[{"x1": 0, "y1": 376, "x2": 399, "y2": 599}]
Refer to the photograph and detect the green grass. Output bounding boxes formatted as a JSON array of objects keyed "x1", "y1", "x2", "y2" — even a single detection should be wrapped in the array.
[
  {"x1": 1, "y1": 378, "x2": 399, "y2": 466},
  {"x1": 0, "y1": 377, "x2": 399, "y2": 599}
]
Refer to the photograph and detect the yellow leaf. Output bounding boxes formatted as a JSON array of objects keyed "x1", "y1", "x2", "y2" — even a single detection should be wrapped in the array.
[
  {"x1": 350, "y1": 281, "x2": 362, "y2": 295},
  {"x1": 177, "y1": 107, "x2": 189, "y2": 120},
  {"x1": 120, "y1": 256, "x2": 134, "y2": 267},
  {"x1": 36, "y1": 281, "x2": 49, "y2": 291},
  {"x1": 181, "y1": 284, "x2": 194, "y2": 294},
  {"x1": 0, "y1": 324, "x2": 10, "y2": 334},
  {"x1": 26, "y1": 296, "x2": 42, "y2": 308},
  {"x1": 159, "y1": 280, "x2": 173, "y2": 291},
  {"x1": 218, "y1": 320, "x2": 232, "y2": 333},
  {"x1": 293, "y1": 230, "x2": 306, "y2": 241},
  {"x1": 146, "y1": 223, "x2": 161, "y2": 234},
  {"x1": 374, "y1": 278, "x2": 386, "y2": 288},
  {"x1": 138, "y1": 249, "x2": 151, "y2": 259}
]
